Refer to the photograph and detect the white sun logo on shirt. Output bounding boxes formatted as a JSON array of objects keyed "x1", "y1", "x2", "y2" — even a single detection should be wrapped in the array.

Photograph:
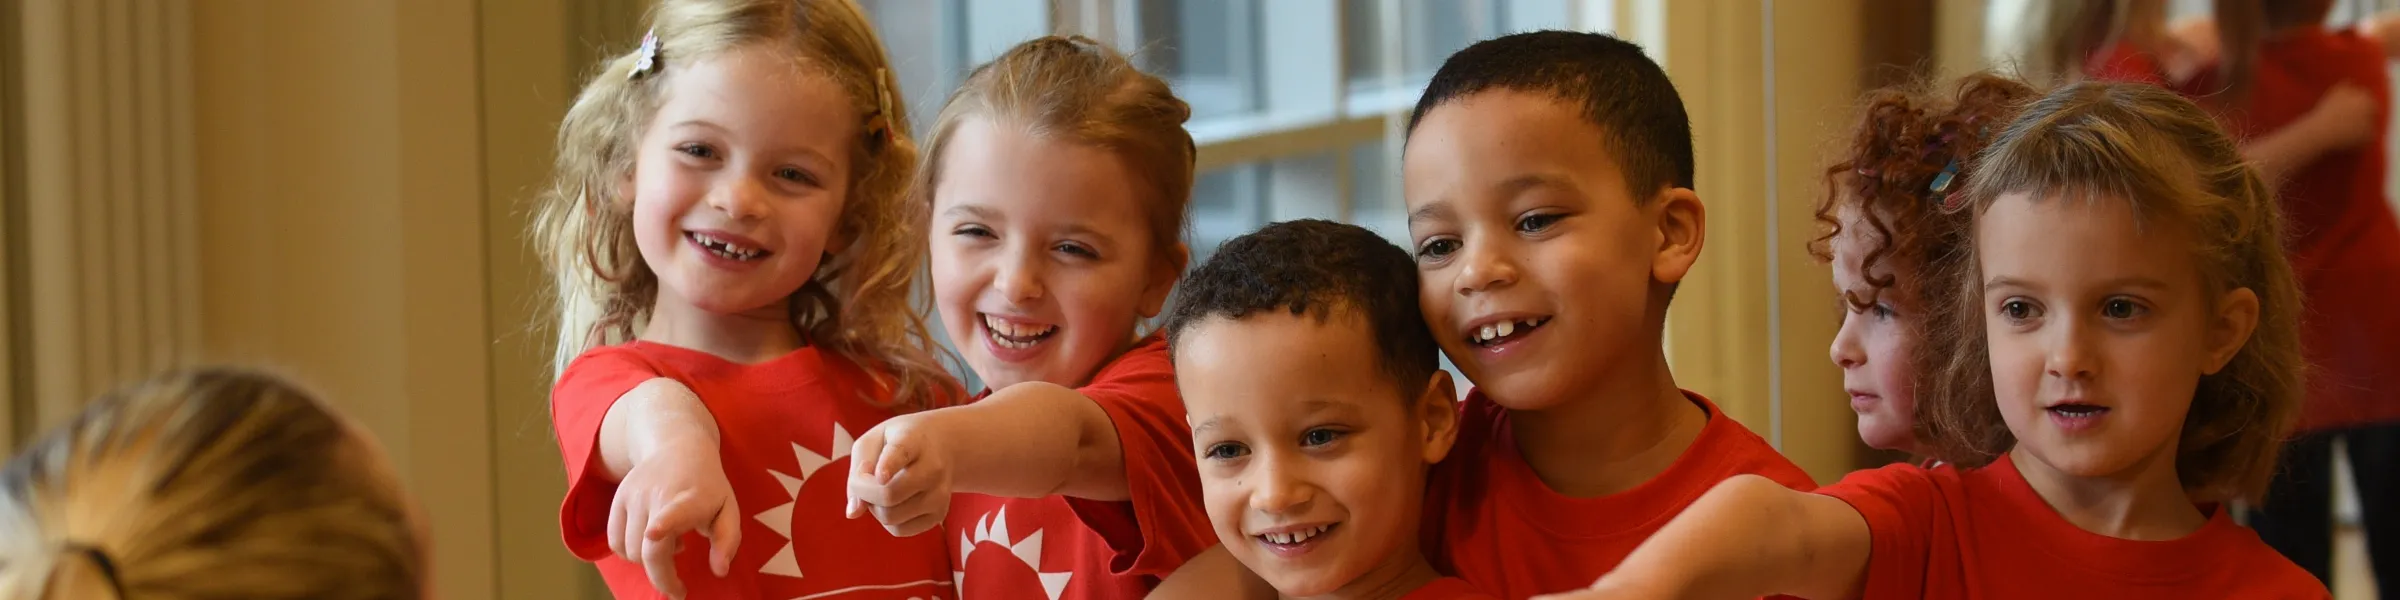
[
  {"x1": 956, "y1": 507, "x2": 1071, "y2": 600},
  {"x1": 753, "y1": 422, "x2": 853, "y2": 580}
]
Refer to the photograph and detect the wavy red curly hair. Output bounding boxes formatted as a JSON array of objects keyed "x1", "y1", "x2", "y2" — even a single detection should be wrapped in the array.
[{"x1": 1814, "y1": 72, "x2": 2041, "y2": 313}]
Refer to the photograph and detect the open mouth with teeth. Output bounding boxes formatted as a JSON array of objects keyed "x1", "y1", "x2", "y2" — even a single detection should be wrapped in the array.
[
  {"x1": 687, "y1": 231, "x2": 768, "y2": 261},
  {"x1": 2046, "y1": 404, "x2": 2109, "y2": 419},
  {"x1": 982, "y1": 313, "x2": 1059, "y2": 350},
  {"x1": 1469, "y1": 317, "x2": 1551, "y2": 347},
  {"x1": 1256, "y1": 523, "x2": 1336, "y2": 549}
]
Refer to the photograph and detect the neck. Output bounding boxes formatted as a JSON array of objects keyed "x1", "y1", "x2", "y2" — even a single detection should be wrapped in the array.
[
  {"x1": 1287, "y1": 548, "x2": 1440, "y2": 600},
  {"x1": 641, "y1": 292, "x2": 804, "y2": 364},
  {"x1": 2010, "y1": 442, "x2": 2206, "y2": 541},
  {"x1": 1509, "y1": 348, "x2": 1706, "y2": 498}
]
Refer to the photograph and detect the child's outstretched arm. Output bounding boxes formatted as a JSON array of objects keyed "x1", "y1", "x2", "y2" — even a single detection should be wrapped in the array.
[
  {"x1": 845, "y1": 381, "x2": 1127, "y2": 535},
  {"x1": 589, "y1": 378, "x2": 744, "y2": 598},
  {"x1": 1538, "y1": 475, "x2": 1872, "y2": 600},
  {"x1": 2243, "y1": 82, "x2": 2381, "y2": 183},
  {"x1": 1146, "y1": 545, "x2": 1276, "y2": 599}
]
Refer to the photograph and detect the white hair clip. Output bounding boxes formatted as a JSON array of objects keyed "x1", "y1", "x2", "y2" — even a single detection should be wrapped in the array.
[{"x1": 628, "y1": 30, "x2": 661, "y2": 81}]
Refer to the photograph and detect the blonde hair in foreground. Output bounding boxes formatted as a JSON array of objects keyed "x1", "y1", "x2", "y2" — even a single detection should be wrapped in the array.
[
  {"x1": 532, "y1": 0, "x2": 954, "y2": 411},
  {"x1": 0, "y1": 367, "x2": 422, "y2": 600},
  {"x1": 1927, "y1": 81, "x2": 2304, "y2": 502}
]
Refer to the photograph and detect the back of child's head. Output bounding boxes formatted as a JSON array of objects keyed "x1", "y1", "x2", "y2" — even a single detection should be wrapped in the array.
[
  {"x1": 533, "y1": 0, "x2": 951, "y2": 408},
  {"x1": 1929, "y1": 80, "x2": 2303, "y2": 501},
  {"x1": 917, "y1": 35, "x2": 1196, "y2": 270},
  {"x1": 0, "y1": 368, "x2": 422, "y2": 600},
  {"x1": 1162, "y1": 219, "x2": 1436, "y2": 394},
  {"x1": 1406, "y1": 30, "x2": 1693, "y2": 203}
]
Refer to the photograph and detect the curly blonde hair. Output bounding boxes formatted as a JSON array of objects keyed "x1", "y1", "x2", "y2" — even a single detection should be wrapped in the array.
[
  {"x1": 1928, "y1": 81, "x2": 2304, "y2": 502},
  {"x1": 0, "y1": 368, "x2": 422, "y2": 600},
  {"x1": 532, "y1": 0, "x2": 955, "y2": 411}
]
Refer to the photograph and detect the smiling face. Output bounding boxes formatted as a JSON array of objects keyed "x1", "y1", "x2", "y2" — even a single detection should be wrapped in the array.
[
  {"x1": 927, "y1": 117, "x2": 1181, "y2": 390},
  {"x1": 1827, "y1": 207, "x2": 1925, "y2": 452},
  {"x1": 1977, "y1": 192, "x2": 2251, "y2": 482},
  {"x1": 1178, "y1": 309, "x2": 1457, "y2": 598},
  {"x1": 1403, "y1": 90, "x2": 1700, "y2": 410},
  {"x1": 629, "y1": 45, "x2": 859, "y2": 324}
]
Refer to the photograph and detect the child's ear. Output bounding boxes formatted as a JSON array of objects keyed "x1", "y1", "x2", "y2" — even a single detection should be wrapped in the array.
[
  {"x1": 1415, "y1": 370, "x2": 1462, "y2": 464},
  {"x1": 1650, "y1": 187, "x2": 1706, "y2": 285},
  {"x1": 2202, "y1": 286, "x2": 2261, "y2": 375},
  {"x1": 1139, "y1": 242, "x2": 1191, "y2": 319}
]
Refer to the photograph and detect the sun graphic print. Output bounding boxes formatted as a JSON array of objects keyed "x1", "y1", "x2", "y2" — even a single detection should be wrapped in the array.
[
  {"x1": 750, "y1": 422, "x2": 954, "y2": 599},
  {"x1": 956, "y1": 506, "x2": 1073, "y2": 600}
]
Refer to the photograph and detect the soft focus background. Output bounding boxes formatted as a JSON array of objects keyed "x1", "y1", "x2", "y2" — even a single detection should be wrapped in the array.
[{"x1": 0, "y1": 0, "x2": 2379, "y2": 597}]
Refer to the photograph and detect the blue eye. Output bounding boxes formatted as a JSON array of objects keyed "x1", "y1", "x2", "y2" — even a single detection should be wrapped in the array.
[
  {"x1": 1203, "y1": 442, "x2": 1248, "y2": 461},
  {"x1": 676, "y1": 143, "x2": 718, "y2": 159}
]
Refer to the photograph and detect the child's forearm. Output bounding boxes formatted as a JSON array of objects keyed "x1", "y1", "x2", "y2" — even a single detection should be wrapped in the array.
[
  {"x1": 2245, "y1": 84, "x2": 2378, "y2": 183},
  {"x1": 597, "y1": 377, "x2": 719, "y2": 480},
  {"x1": 1597, "y1": 475, "x2": 1871, "y2": 599},
  {"x1": 924, "y1": 381, "x2": 1129, "y2": 500},
  {"x1": 1147, "y1": 546, "x2": 1275, "y2": 600}
]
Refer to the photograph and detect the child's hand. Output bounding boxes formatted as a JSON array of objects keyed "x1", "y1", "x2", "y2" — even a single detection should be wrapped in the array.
[
  {"x1": 605, "y1": 381, "x2": 742, "y2": 599},
  {"x1": 845, "y1": 413, "x2": 954, "y2": 537}
]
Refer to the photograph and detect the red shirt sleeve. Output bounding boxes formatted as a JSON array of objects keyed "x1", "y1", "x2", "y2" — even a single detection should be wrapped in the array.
[
  {"x1": 1061, "y1": 337, "x2": 1217, "y2": 577},
  {"x1": 1814, "y1": 464, "x2": 1945, "y2": 600},
  {"x1": 549, "y1": 345, "x2": 668, "y2": 561}
]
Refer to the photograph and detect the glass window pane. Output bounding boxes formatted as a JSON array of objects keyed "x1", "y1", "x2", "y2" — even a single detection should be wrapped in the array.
[
  {"x1": 1131, "y1": 0, "x2": 1261, "y2": 119},
  {"x1": 862, "y1": 0, "x2": 969, "y2": 133},
  {"x1": 1343, "y1": 0, "x2": 1506, "y2": 92},
  {"x1": 1349, "y1": 140, "x2": 1409, "y2": 247}
]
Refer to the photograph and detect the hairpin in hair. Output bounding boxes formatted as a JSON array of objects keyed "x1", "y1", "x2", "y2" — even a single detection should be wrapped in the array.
[
  {"x1": 63, "y1": 542, "x2": 128, "y2": 598},
  {"x1": 1927, "y1": 159, "x2": 1960, "y2": 195},
  {"x1": 628, "y1": 30, "x2": 662, "y2": 81},
  {"x1": 863, "y1": 68, "x2": 896, "y2": 146}
]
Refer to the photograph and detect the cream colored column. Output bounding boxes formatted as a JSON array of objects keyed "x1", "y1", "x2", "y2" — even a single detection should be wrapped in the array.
[
  {"x1": 191, "y1": 1, "x2": 494, "y2": 598},
  {"x1": 482, "y1": 0, "x2": 636, "y2": 596},
  {"x1": 12, "y1": 0, "x2": 203, "y2": 438},
  {"x1": 1643, "y1": 0, "x2": 1866, "y2": 482}
]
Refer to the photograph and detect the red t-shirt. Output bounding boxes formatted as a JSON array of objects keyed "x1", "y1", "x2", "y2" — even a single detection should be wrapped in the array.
[
  {"x1": 1401, "y1": 577, "x2": 1499, "y2": 599},
  {"x1": 2204, "y1": 27, "x2": 2400, "y2": 431},
  {"x1": 552, "y1": 342, "x2": 953, "y2": 599},
  {"x1": 946, "y1": 335, "x2": 1215, "y2": 599},
  {"x1": 2085, "y1": 43, "x2": 2173, "y2": 85},
  {"x1": 1819, "y1": 453, "x2": 2328, "y2": 599},
  {"x1": 1421, "y1": 390, "x2": 1818, "y2": 599}
]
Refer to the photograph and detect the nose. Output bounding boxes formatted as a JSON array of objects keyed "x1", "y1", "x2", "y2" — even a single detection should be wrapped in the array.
[
  {"x1": 1247, "y1": 451, "x2": 1314, "y2": 516},
  {"x1": 706, "y1": 175, "x2": 770, "y2": 221},
  {"x1": 2043, "y1": 316, "x2": 2098, "y2": 381},
  {"x1": 1830, "y1": 310, "x2": 1865, "y2": 370},
  {"x1": 992, "y1": 245, "x2": 1045, "y2": 304},
  {"x1": 1455, "y1": 242, "x2": 1518, "y2": 295}
]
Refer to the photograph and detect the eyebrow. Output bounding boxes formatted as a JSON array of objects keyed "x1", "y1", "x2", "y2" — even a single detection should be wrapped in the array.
[
  {"x1": 1406, "y1": 173, "x2": 1577, "y2": 227},
  {"x1": 941, "y1": 204, "x2": 1000, "y2": 222},
  {"x1": 1985, "y1": 276, "x2": 2173, "y2": 293}
]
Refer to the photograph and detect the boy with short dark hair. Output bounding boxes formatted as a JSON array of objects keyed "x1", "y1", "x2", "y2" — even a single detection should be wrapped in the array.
[{"x1": 1165, "y1": 219, "x2": 1493, "y2": 599}]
